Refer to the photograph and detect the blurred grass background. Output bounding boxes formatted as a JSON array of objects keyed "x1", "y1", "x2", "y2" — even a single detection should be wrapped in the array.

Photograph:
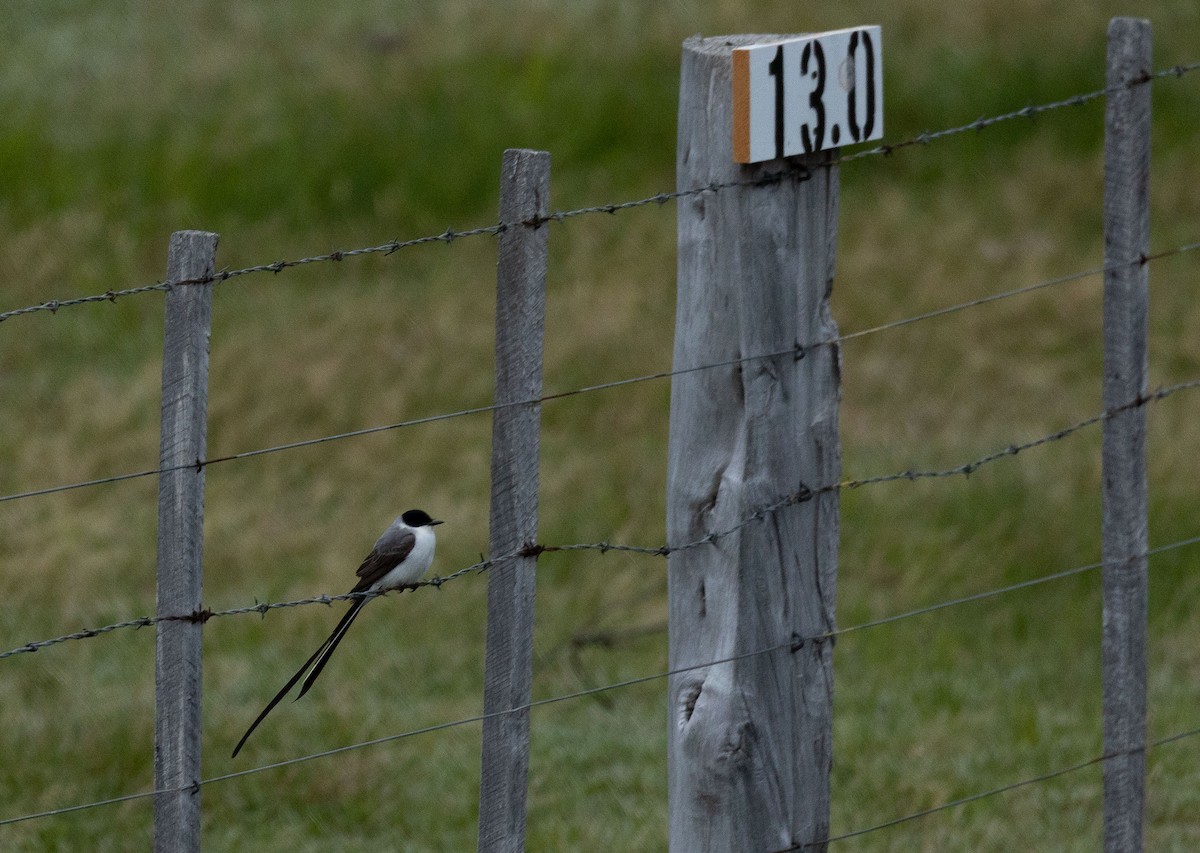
[{"x1": 1, "y1": 0, "x2": 1198, "y2": 850}]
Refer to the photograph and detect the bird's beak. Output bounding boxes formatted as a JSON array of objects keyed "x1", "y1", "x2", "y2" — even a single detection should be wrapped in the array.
[{"x1": 430, "y1": 519, "x2": 445, "y2": 526}]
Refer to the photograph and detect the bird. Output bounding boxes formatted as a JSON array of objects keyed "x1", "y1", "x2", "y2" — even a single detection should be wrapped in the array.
[{"x1": 231, "y1": 509, "x2": 443, "y2": 758}]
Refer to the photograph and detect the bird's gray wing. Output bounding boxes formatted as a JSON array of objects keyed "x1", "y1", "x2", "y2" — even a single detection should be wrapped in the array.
[{"x1": 351, "y1": 527, "x2": 417, "y2": 591}]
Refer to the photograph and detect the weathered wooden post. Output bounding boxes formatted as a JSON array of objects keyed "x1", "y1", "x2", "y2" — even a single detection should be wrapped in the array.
[
  {"x1": 1101, "y1": 17, "x2": 1151, "y2": 853},
  {"x1": 667, "y1": 35, "x2": 841, "y2": 853},
  {"x1": 477, "y1": 149, "x2": 549, "y2": 853},
  {"x1": 154, "y1": 230, "x2": 217, "y2": 852}
]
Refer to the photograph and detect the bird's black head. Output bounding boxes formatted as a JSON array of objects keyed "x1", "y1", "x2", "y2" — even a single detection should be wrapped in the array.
[{"x1": 402, "y1": 509, "x2": 443, "y2": 527}]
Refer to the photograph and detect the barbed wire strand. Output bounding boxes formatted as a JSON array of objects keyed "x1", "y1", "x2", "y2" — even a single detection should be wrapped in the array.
[
  {"x1": 838, "y1": 241, "x2": 1200, "y2": 346},
  {"x1": 5, "y1": 620, "x2": 1199, "y2": 831},
  {"x1": 774, "y1": 725, "x2": 1200, "y2": 851},
  {"x1": 0, "y1": 224, "x2": 502, "y2": 326},
  {"x1": 3, "y1": 472, "x2": 1195, "y2": 664},
  {"x1": 0, "y1": 172, "x2": 802, "y2": 326},
  {"x1": 0, "y1": 786, "x2": 171, "y2": 830},
  {"x1": 0, "y1": 638, "x2": 795, "y2": 827},
  {"x1": 833, "y1": 377, "x2": 1200, "y2": 492},
  {"x1": 5, "y1": 378, "x2": 1200, "y2": 663},
  {"x1": 2, "y1": 61, "x2": 1194, "y2": 328},
  {"x1": 826, "y1": 532, "x2": 1200, "y2": 641},
  {"x1": 3, "y1": 239, "x2": 1197, "y2": 508},
  {"x1": 838, "y1": 61, "x2": 1200, "y2": 163}
]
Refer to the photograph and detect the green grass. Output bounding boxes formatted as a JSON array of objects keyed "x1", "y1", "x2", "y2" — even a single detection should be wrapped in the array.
[{"x1": 2, "y1": 1, "x2": 1200, "y2": 849}]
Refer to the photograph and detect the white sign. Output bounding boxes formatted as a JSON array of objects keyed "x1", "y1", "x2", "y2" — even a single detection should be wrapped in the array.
[{"x1": 733, "y1": 27, "x2": 883, "y2": 163}]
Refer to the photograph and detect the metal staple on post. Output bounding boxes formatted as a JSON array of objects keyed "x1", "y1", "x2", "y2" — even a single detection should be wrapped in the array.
[{"x1": 153, "y1": 230, "x2": 218, "y2": 853}]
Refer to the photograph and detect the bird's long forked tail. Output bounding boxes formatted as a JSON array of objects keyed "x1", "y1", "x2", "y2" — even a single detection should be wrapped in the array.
[{"x1": 231, "y1": 597, "x2": 367, "y2": 758}]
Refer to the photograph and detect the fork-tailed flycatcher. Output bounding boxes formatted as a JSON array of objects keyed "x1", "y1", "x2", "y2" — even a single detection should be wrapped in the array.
[{"x1": 231, "y1": 508, "x2": 443, "y2": 758}]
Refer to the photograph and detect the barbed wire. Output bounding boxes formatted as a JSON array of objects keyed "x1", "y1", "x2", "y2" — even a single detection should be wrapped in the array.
[
  {"x1": 834, "y1": 377, "x2": 1200, "y2": 492},
  {"x1": 570, "y1": 517, "x2": 1200, "y2": 656},
  {"x1": 6, "y1": 358, "x2": 1197, "y2": 830},
  {"x1": 837, "y1": 240, "x2": 1200, "y2": 346},
  {"x1": 3, "y1": 237, "x2": 1196, "y2": 508},
  {"x1": 0, "y1": 169, "x2": 806, "y2": 326},
  {"x1": 774, "y1": 724, "x2": 1200, "y2": 851},
  {"x1": 0, "y1": 637, "x2": 800, "y2": 827},
  {"x1": 5, "y1": 590, "x2": 1199, "y2": 830},
  {"x1": 2, "y1": 59, "x2": 1194, "y2": 328},
  {"x1": 0, "y1": 224, "x2": 501, "y2": 326},
  {"x1": 838, "y1": 61, "x2": 1200, "y2": 163},
  {"x1": 5, "y1": 367, "x2": 1199, "y2": 665},
  {"x1": 823, "y1": 532, "x2": 1200, "y2": 642}
]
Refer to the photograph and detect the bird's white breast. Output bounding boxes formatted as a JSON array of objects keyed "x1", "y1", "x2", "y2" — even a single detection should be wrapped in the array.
[{"x1": 372, "y1": 525, "x2": 437, "y2": 590}]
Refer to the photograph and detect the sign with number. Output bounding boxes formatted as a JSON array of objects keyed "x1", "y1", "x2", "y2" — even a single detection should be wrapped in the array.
[{"x1": 733, "y1": 27, "x2": 883, "y2": 164}]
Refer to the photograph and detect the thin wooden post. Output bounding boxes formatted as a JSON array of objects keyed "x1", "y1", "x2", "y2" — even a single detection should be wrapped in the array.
[
  {"x1": 668, "y1": 36, "x2": 840, "y2": 853},
  {"x1": 154, "y1": 230, "x2": 217, "y2": 853},
  {"x1": 477, "y1": 149, "x2": 549, "y2": 853},
  {"x1": 1101, "y1": 17, "x2": 1151, "y2": 853}
]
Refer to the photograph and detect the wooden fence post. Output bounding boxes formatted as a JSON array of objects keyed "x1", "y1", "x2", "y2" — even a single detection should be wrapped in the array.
[
  {"x1": 477, "y1": 149, "x2": 549, "y2": 853},
  {"x1": 667, "y1": 36, "x2": 841, "y2": 853},
  {"x1": 154, "y1": 230, "x2": 218, "y2": 853},
  {"x1": 1101, "y1": 17, "x2": 1151, "y2": 853}
]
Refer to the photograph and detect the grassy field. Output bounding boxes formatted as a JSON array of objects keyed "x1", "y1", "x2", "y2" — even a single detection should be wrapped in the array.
[{"x1": 1, "y1": 1, "x2": 1199, "y2": 850}]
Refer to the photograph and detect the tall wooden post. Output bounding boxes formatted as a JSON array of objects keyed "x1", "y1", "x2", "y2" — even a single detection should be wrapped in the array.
[
  {"x1": 154, "y1": 230, "x2": 217, "y2": 852},
  {"x1": 667, "y1": 36, "x2": 841, "y2": 853},
  {"x1": 477, "y1": 149, "x2": 549, "y2": 853},
  {"x1": 1101, "y1": 17, "x2": 1151, "y2": 853}
]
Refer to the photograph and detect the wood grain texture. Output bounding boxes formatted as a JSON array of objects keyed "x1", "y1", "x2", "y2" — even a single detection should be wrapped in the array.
[
  {"x1": 477, "y1": 149, "x2": 548, "y2": 853},
  {"x1": 668, "y1": 35, "x2": 840, "y2": 853},
  {"x1": 154, "y1": 230, "x2": 217, "y2": 853},
  {"x1": 1101, "y1": 17, "x2": 1151, "y2": 853}
]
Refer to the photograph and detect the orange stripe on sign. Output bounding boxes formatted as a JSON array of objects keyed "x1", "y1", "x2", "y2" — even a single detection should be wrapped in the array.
[{"x1": 732, "y1": 48, "x2": 750, "y2": 163}]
